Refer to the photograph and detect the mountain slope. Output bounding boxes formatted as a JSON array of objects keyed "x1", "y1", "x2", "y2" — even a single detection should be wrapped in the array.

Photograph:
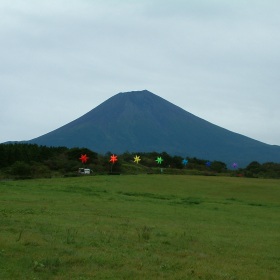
[{"x1": 28, "y1": 90, "x2": 280, "y2": 167}]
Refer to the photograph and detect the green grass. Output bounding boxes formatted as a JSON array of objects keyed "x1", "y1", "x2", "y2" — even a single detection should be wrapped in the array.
[{"x1": 0, "y1": 175, "x2": 279, "y2": 279}]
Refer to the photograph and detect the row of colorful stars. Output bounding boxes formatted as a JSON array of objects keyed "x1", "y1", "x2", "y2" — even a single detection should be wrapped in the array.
[
  {"x1": 79, "y1": 154, "x2": 163, "y2": 164},
  {"x1": 79, "y1": 154, "x2": 238, "y2": 168}
]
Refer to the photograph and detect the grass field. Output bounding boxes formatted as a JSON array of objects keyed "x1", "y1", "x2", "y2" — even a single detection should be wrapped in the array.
[{"x1": 0, "y1": 175, "x2": 279, "y2": 279}]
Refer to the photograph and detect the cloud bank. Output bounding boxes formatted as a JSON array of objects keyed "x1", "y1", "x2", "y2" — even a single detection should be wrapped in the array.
[{"x1": 1, "y1": 0, "x2": 279, "y2": 145}]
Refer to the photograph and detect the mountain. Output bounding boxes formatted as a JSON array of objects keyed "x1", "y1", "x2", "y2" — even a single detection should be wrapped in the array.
[{"x1": 28, "y1": 90, "x2": 280, "y2": 167}]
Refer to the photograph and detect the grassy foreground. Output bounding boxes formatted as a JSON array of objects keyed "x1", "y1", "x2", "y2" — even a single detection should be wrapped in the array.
[{"x1": 0, "y1": 175, "x2": 279, "y2": 279}]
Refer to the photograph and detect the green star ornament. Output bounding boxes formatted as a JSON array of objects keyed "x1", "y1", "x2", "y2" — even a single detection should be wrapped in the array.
[{"x1": 155, "y1": 156, "x2": 163, "y2": 164}]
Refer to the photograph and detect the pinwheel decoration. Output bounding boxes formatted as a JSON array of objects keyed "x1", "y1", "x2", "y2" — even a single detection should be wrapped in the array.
[
  {"x1": 79, "y1": 154, "x2": 89, "y2": 164},
  {"x1": 155, "y1": 156, "x2": 163, "y2": 164},
  {"x1": 110, "y1": 154, "x2": 118, "y2": 164},
  {"x1": 134, "y1": 155, "x2": 141, "y2": 164},
  {"x1": 232, "y1": 162, "x2": 238, "y2": 169},
  {"x1": 182, "y1": 159, "x2": 188, "y2": 166},
  {"x1": 205, "y1": 161, "x2": 211, "y2": 167}
]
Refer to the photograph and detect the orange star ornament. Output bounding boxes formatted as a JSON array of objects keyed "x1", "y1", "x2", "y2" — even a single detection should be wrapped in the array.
[{"x1": 110, "y1": 154, "x2": 118, "y2": 164}]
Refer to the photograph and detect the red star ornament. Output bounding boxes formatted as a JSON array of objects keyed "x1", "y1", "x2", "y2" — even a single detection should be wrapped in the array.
[{"x1": 79, "y1": 154, "x2": 89, "y2": 163}]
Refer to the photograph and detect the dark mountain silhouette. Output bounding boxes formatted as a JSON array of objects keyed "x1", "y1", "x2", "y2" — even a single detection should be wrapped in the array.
[{"x1": 28, "y1": 90, "x2": 280, "y2": 167}]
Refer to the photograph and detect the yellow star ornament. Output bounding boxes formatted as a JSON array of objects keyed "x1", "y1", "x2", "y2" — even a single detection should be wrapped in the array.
[{"x1": 134, "y1": 155, "x2": 141, "y2": 164}]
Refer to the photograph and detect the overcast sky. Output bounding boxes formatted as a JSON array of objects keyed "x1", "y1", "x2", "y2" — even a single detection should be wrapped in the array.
[{"x1": 1, "y1": 0, "x2": 280, "y2": 146}]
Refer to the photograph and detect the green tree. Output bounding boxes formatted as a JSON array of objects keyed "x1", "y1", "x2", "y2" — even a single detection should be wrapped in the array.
[
  {"x1": 210, "y1": 161, "x2": 227, "y2": 173},
  {"x1": 10, "y1": 161, "x2": 32, "y2": 178}
]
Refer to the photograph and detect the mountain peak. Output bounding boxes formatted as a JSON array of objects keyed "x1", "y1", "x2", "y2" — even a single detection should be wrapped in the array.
[
  {"x1": 118, "y1": 89, "x2": 151, "y2": 94},
  {"x1": 28, "y1": 90, "x2": 280, "y2": 167},
  {"x1": 112, "y1": 89, "x2": 160, "y2": 102}
]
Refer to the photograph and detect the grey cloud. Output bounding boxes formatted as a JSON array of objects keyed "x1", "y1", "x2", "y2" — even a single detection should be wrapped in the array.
[{"x1": 0, "y1": 0, "x2": 280, "y2": 145}]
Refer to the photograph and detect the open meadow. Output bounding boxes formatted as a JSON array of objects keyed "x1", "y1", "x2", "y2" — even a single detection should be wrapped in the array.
[{"x1": 0, "y1": 175, "x2": 279, "y2": 279}]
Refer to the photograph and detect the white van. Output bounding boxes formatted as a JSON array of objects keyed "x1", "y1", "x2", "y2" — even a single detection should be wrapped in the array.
[{"x1": 78, "y1": 168, "x2": 92, "y2": 175}]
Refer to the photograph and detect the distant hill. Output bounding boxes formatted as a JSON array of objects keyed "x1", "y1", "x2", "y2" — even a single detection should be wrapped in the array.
[{"x1": 27, "y1": 90, "x2": 280, "y2": 167}]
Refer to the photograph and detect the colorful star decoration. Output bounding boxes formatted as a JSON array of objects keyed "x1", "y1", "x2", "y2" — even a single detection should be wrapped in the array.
[
  {"x1": 232, "y1": 162, "x2": 238, "y2": 168},
  {"x1": 182, "y1": 159, "x2": 188, "y2": 166},
  {"x1": 134, "y1": 155, "x2": 141, "y2": 164},
  {"x1": 79, "y1": 154, "x2": 89, "y2": 164},
  {"x1": 155, "y1": 156, "x2": 163, "y2": 164},
  {"x1": 110, "y1": 154, "x2": 118, "y2": 164}
]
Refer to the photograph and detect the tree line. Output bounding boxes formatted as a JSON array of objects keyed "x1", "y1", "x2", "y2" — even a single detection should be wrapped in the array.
[{"x1": 0, "y1": 143, "x2": 279, "y2": 179}]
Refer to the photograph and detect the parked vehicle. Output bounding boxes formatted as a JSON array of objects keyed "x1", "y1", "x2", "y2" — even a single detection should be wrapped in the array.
[{"x1": 78, "y1": 168, "x2": 92, "y2": 175}]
